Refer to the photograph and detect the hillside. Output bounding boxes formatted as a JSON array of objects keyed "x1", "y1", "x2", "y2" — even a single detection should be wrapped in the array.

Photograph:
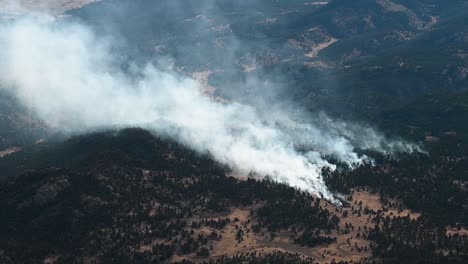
[
  {"x1": 0, "y1": 1, "x2": 467, "y2": 263},
  {"x1": 1, "y1": 128, "x2": 467, "y2": 263}
]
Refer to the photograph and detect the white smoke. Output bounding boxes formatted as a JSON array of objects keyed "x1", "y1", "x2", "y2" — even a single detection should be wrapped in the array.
[{"x1": 0, "y1": 17, "x2": 418, "y2": 204}]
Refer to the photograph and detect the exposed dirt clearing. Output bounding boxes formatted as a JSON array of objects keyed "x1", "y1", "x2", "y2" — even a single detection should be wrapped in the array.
[
  {"x1": 447, "y1": 227, "x2": 468, "y2": 236},
  {"x1": 305, "y1": 38, "x2": 338, "y2": 58},
  {"x1": 175, "y1": 203, "x2": 373, "y2": 263},
  {"x1": 0, "y1": 0, "x2": 100, "y2": 15},
  {"x1": 191, "y1": 70, "x2": 230, "y2": 103},
  {"x1": 351, "y1": 190, "x2": 421, "y2": 220},
  {"x1": 0, "y1": 146, "x2": 22, "y2": 158},
  {"x1": 192, "y1": 71, "x2": 216, "y2": 96}
]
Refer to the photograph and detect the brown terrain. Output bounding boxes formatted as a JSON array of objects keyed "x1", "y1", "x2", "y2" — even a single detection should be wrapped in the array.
[
  {"x1": 0, "y1": 146, "x2": 21, "y2": 158},
  {"x1": 143, "y1": 188, "x2": 421, "y2": 264},
  {"x1": 0, "y1": 0, "x2": 100, "y2": 15},
  {"x1": 192, "y1": 71, "x2": 217, "y2": 96}
]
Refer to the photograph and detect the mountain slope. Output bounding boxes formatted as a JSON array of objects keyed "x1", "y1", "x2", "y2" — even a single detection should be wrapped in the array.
[
  {"x1": 1, "y1": 129, "x2": 467, "y2": 263},
  {"x1": 0, "y1": 129, "x2": 343, "y2": 263}
]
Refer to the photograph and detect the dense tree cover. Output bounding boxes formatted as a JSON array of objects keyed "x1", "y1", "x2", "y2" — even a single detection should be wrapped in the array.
[
  {"x1": 368, "y1": 216, "x2": 468, "y2": 263},
  {"x1": 0, "y1": 126, "x2": 467, "y2": 263},
  {"x1": 323, "y1": 143, "x2": 468, "y2": 263},
  {"x1": 0, "y1": 1, "x2": 467, "y2": 263},
  {"x1": 324, "y1": 150, "x2": 468, "y2": 225},
  {"x1": 0, "y1": 128, "x2": 337, "y2": 263},
  {"x1": 1, "y1": 128, "x2": 466, "y2": 263},
  {"x1": 256, "y1": 194, "x2": 338, "y2": 232}
]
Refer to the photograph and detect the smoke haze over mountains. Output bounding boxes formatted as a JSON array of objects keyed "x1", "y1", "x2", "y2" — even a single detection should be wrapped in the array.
[{"x1": 0, "y1": 5, "x2": 419, "y2": 203}]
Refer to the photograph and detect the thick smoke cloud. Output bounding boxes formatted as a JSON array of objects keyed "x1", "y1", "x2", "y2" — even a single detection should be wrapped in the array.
[{"x1": 0, "y1": 16, "x2": 418, "y2": 204}]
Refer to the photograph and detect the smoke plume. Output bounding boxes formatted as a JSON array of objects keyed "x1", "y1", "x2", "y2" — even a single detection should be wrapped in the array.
[{"x1": 0, "y1": 16, "x2": 418, "y2": 204}]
